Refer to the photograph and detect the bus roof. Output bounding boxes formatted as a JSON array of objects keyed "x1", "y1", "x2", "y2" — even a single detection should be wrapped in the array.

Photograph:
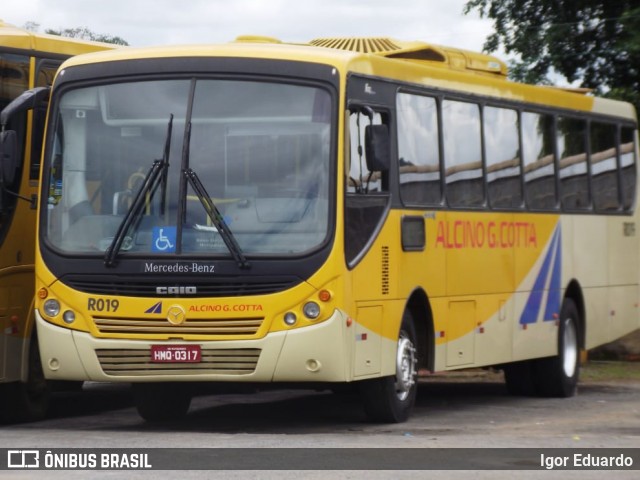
[
  {"x1": 0, "y1": 20, "x2": 116, "y2": 56},
  {"x1": 53, "y1": 35, "x2": 636, "y2": 121}
]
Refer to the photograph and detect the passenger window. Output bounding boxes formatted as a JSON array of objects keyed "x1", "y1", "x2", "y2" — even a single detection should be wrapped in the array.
[
  {"x1": 32, "y1": 60, "x2": 62, "y2": 180},
  {"x1": 442, "y1": 100, "x2": 483, "y2": 207},
  {"x1": 0, "y1": 53, "x2": 29, "y2": 191},
  {"x1": 396, "y1": 92, "x2": 441, "y2": 205},
  {"x1": 558, "y1": 117, "x2": 589, "y2": 210},
  {"x1": 522, "y1": 112, "x2": 557, "y2": 210},
  {"x1": 621, "y1": 126, "x2": 637, "y2": 211},
  {"x1": 485, "y1": 106, "x2": 522, "y2": 208},
  {"x1": 590, "y1": 122, "x2": 619, "y2": 212}
]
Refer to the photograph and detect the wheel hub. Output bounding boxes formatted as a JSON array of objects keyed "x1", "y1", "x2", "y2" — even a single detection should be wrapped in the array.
[
  {"x1": 562, "y1": 317, "x2": 578, "y2": 378},
  {"x1": 395, "y1": 333, "x2": 417, "y2": 401}
]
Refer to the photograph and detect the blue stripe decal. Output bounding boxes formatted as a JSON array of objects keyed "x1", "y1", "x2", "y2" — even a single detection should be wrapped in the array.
[
  {"x1": 519, "y1": 226, "x2": 560, "y2": 325},
  {"x1": 144, "y1": 301, "x2": 162, "y2": 314},
  {"x1": 544, "y1": 228, "x2": 562, "y2": 321}
]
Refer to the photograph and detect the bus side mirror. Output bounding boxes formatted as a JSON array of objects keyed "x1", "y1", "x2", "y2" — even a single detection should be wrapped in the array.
[
  {"x1": 364, "y1": 124, "x2": 390, "y2": 172},
  {"x1": 0, "y1": 130, "x2": 18, "y2": 186},
  {"x1": 0, "y1": 86, "x2": 50, "y2": 210},
  {"x1": 0, "y1": 86, "x2": 50, "y2": 127}
]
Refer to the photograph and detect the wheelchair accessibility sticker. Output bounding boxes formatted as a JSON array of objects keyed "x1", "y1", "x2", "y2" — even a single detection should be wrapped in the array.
[{"x1": 152, "y1": 227, "x2": 176, "y2": 253}]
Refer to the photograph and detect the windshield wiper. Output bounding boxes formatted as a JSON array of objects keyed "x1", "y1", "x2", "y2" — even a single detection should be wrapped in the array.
[
  {"x1": 104, "y1": 114, "x2": 173, "y2": 267},
  {"x1": 184, "y1": 167, "x2": 250, "y2": 269}
]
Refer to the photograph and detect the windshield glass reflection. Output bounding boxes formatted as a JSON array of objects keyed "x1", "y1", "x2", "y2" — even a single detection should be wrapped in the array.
[{"x1": 45, "y1": 79, "x2": 332, "y2": 257}]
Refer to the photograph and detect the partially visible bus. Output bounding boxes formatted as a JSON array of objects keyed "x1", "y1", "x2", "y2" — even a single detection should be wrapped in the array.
[
  {"x1": 13, "y1": 36, "x2": 639, "y2": 422},
  {"x1": 0, "y1": 21, "x2": 115, "y2": 421}
]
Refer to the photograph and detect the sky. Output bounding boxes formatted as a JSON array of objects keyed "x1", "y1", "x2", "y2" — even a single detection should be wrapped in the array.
[{"x1": 2, "y1": 0, "x2": 495, "y2": 53}]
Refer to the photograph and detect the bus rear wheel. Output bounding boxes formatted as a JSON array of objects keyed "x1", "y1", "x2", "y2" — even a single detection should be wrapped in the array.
[
  {"x1": 132, "y1": 383, "x2": 192, "y2": 422},
  {"x1": 359, "y1": 312, "x2": 418, "y2": 423},
  {"x1": 533, "y1": 299, "x2": 580, "y2": 397}
]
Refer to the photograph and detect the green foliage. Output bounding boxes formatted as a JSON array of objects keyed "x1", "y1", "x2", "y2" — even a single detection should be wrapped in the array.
[
  {"x1": 464, "y1": 0, "x2": 640, "y2": 110},
  {"x1": 581, "y1": 361, "x2": 640, "y2": 381},
  {"x1": 45, "y1": 26, "x2": 129, "y2": 46}
]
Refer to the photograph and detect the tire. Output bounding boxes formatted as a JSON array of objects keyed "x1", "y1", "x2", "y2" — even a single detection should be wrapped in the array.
[
  {"x1": 133, "y1": 383, "x2": 192, "y2": 422},
  {"x1": 359, "y1": 312, "x2": 418, "y2": 423},
  {"x1": 0, "y1": 335, "x2": 50, "y2": 423},
  {"x1": 532, "y1": 299, "x2": 581, "y2": 397},
  {"x1": 52, "y1": 381, "x2": 84, "y2": 393},
  {"x1": 503, "y1": 360, "x2": 536, "y2": 396}
]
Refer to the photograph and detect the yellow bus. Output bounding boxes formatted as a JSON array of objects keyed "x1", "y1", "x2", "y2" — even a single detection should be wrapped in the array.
[
  {"x1": 0, "y1": 20, "x2": 114, "y2": 421},
  {"x1": 17, "y1": 36, "x2": 639, "y2": 422}
]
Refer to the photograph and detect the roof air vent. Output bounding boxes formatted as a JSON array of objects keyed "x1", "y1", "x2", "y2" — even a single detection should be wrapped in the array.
[{"x1": 310, "y1": 37, "x2": 401, "y2": 54}]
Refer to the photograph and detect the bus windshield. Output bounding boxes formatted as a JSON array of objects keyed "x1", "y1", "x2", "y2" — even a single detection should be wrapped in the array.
[{"x1": 44, "y1": 78, "x2": 332, "y2": 257}]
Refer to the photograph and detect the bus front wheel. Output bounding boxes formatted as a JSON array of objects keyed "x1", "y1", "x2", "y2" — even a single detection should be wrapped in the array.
[
  {"x1": 359, "y1": 312, "x2": 418, "y2": 423},
  {"x1": 132, "y1": 383, "x2": 192, "y2": 422},
  {"x1": 0, "y1": 335, "x2": 50, "y2": 423}
]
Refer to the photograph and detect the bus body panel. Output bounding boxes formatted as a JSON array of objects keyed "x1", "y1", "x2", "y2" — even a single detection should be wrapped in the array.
[{"x1": 0, "y1": 22, "x2": 115, "y2": 400}]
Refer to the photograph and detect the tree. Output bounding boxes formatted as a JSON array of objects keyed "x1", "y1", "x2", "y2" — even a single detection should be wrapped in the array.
[
  {"x1": 23, "y1": 21, "x2": 40, "y2": 32},
  {"x1": 45, "y1": 26, "x2": 129, "y2": 46},
  {"x1": 464, "y1": 0, "x2": 640, "y2": 109}
]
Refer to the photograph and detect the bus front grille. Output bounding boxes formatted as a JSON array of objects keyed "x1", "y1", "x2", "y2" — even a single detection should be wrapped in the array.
[
  {"x1": 95, "y1": 348, "x2": 261, "y2": 376},
  {"x1": 63, "y1": 274, "x2": 301, "y2": 298},
  {"x1": 92, "y1": 316, "x2": 264, "y2": 335}
]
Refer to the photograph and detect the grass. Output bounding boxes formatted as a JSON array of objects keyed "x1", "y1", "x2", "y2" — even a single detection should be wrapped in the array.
[
  {"x1": 581, "y1": 360, "x2": 640, "y2": 382},
  {"x1": 421, "y1": 360, "x2": 640, "y2": 384}
]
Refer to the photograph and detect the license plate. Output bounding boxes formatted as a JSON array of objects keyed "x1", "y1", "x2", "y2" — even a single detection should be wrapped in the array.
[{"x1": 150, "y1": 345, "x2": 201, "y2": 363}]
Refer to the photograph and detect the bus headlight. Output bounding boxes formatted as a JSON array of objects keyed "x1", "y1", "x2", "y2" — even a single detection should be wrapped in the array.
[
  {"x1": 62, "y1": 310, "x2": 76, "y2": 324},
  {"x1": 43, "y1": 299, "x2": 61, "y2": 317},
  {"x1": 303, "y1": 301, "x2": 321, "y2": 320},
  {"x1": 284, "y1": 312, "x2": 297, "y2": 326}
]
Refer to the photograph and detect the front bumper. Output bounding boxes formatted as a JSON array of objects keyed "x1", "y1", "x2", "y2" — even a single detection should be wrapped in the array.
[{"x1": 35, "y1": 308, "x2": 352, "y2": 383}]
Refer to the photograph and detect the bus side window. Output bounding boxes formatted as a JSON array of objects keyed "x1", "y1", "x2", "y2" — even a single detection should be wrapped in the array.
[
  {"x1": 32, "y1": 60, "x2": 62, "y2": 180},
  {"x1": 558, "y1": 117, "x2": 589, "y2": 211},
  {"x1": 590, "y1": 121, "x2": 619, "y2": 212},
  {"x1": 442, "y1": 99, "x2": 484, "y2": 208},
  {"x1": 396, "y1": 92, "x2": 442, "y2": 206},
  {"x1": 345, "y1": 107, "x2": 391, "y2": 266},
  {"x1": 621, "y1": 126, "x2": 637, "y2": 211},
  {"x1": 522, "y1": 112, "x2": 557, "y2": 210},
  {"x1": 348, "y1": 109, "x2": 389, "y2": 193},
  {"x1": 485, "y1": 106, "x2": 522, "y2": 209},
  {"x1": 0, "y1": 53, "x2": 29, "y2": 192}
]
